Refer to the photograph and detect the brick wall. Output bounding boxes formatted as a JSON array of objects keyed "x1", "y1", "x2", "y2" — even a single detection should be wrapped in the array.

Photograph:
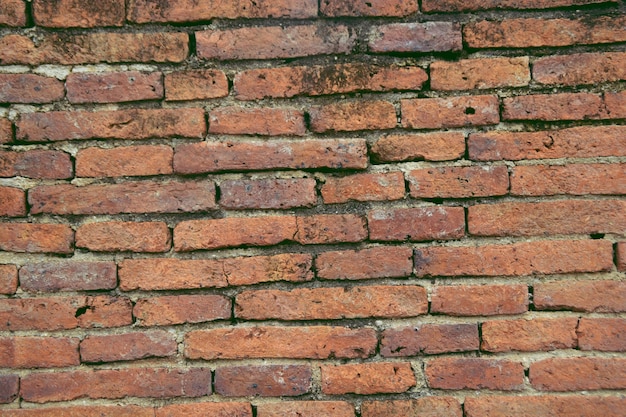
[{"x1": 0, "y1": 0, "x2": 625, "y2": 415}]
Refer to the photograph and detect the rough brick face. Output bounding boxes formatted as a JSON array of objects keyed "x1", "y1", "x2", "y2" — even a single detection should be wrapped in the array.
[
  {"x1": 257, "y1": 401, "x2": 354, "y2": 417},
  {"x1": 371, "y1": 132, "x2": 466, "y2": 162},
  {"x1": 431, "y1": 57, "x2": 530, "y2": 90},
  {"x1": 530, "y1": 358, "x2": 626, "y2": 391},
  {"x1": 0, "y1": 74, "x2": 65, "y2": 103},
  {"x1": 0, "y1": 264, "x2": 18, "y2": 295},
  {"x1": 134, "y1": 295, "x2": 231, "y2": 326},
  {"x1": 80, "y1": 331, "x2": 178, "y2": 363},
  {"x1": 431, "y1": 284, "x2": 528, "y2": 316},
  {"x1": 0, "y1": 150, "x2": 72, "y2": 179},
  {"x1": 407, "y1": 166, "x2": 509, "y2": 198},
  {"x1": 209, "y1": 107, "x2": 306, "y2": 136},
  {"x1": 165, "y1": 70, "x2": 229, "y2": 101},
  {"x1": 381, "y1": 324, "x2": 479, "y2": 356},
  {"x1": 19, "y1": 261, "x2": 117, "y2": 292},
  {"x1": 0, "y1": 375, "x2": 19, "y2": 404},
  {"x1": 533, "y1": 52, "x2": 626, "y2": 86},
  {"x1": 426, "y1": 358, "x2": 524, "y2": 390},
  {"x1": 309, "y1": 100, "x2": 397, "y2": 132},
  {"x1": 465, "y1": 395, "x2": 626, "y2": 417},
  {"x1": 369, "y1": 22, "x2": 462, "y2": 53},
  {"x1": 361, "y1": 398, "x2": 463, "y2": 417},
  {"x1": 321, "y1": 172, "x2": 405, "y2": 204},
  {"x1": 66, "y1": 71, "x2": 163, "y2": 103},
  {"x1": 220, "y1": 178, "x2": 317, "y2": 209},
  {"x1": 481, "y1": 318, "x2": 578, "y2": 352},
  {"x1": 534, "y1": 280, "x2": 626, "y2": 313},
  {"x1": 0, "y1": 223, "x2": 74, "y2": 254},
  {"x1": 32, "y1": 0, "x2": 125, "y2": 28},
  {"x1": 0, "y1": 336, "x2": 79, "y2": 368},
  {"x1": 0, "y1": 186, "x2": 25, "y2": 217},
  {"x1": 215, "y1": 365, "x2": 312, "y2": 397},
  {"x1": 76, "y1": 221, "x2": 171, "y2": 252},
  {"x1": 0, "y1": 0, "x2": 26, "y2": 26},
  {"x1": 367, "y1": 206, "x2": 465, "y2": 242},
  {"x1": 76, "y1": 145, "x2": 173, "y2": 178},
  {"x1": 321, "y1": 362, "x2": 416, "y2": 394},
  {"x1": 321, "y1": 0, "x2": 417, "y2": 16},
  {"x1": 577, "y1": 318, "x2": 626, "y2": 352},
  {"x1": 316, "y1": 246, "x2": 413, "y2": 280},
  {"x1": 503, "y1": 92, "x2": 605, "y2": 121},
  {"x1": 401, "y1": 95, "x2": 499, "y2": 129}
]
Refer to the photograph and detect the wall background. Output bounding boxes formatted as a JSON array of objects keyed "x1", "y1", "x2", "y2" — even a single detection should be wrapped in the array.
[{"x1": 0, "y1": 0, "x2": 625, "y2": 415}]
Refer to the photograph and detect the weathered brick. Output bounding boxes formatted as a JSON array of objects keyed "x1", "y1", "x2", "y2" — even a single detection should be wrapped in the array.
[
  {"x1": 414, "y1": 239, "x2": 613, "y2": 277},
  {"x1": 381, "y1": 323, "x2": 479, "y2": 356},
  {"x1": 0, "y1": 150, "x2": 72, "y2": 179},
  {"x1": 165, "y1": 69, "x2": 229, "y2": 101},
  {"x1": 362, "y1": 398, "x2": 463, "y2": 417},
  {"x1": 402, "y1": 95, "x2": 499, "y2": 129},
  {"x1": 80, "y1": 331, "x2": 178, "y2": 363},
  {"x1": 129, "y1": 0, "x2": 317, "y2": 23},
  {"x1": 76, "y1": 221, "x2": 171, "y2": 252},
  {"x1": 174, "y1": 139, "x2": 368, "y2": 174},
  {"x1": 2, "y1": 406, "x2": 154, "y2": 417},
  {"x1": 0, "y1": 375, "x2": 18, "y2": 404},
  {"x1": 482, "y1": 318, "x2": 578, "y2": 352},
  {"x1": 533, "y1": 52, "x2": 626, "y2": 86},
  {"x1": 0, "y1": 74, "x2": 64, "y2": 103},
  {"x1": 0, "y1": 118, "x2": 12, "y2": 143},
  {"x1": 431, "y1": 284, "x2": 528, "y2": 316},
  {"x1": 578, "y1": 318, "x2": 626, "y2": 351},
  {"x1": 196, "y1": 25, "x2": 354, "y2": 60},
  {"x1": 322, "y1": 172, "x2": 405, "y2": 204},
  {"x1": 295, "y1": 214, "x2": 367, "y2": 244},
  {"x1": 618, "y1": 242, "x2": 626, "y2": 271},
  {"x1": 465, "y1": 395, "x2": 626, "y2": 417},
  {"x1": 66, "y1": 71, "x2": 163, "y2": 103},
  {"x1": 17, "y1": 108, "x2": 205, "y2": 142},
  {"x1": 0, "y1": 33, "x2": 189, "y2": 65},
  {"x1": 76, "y1": 145, "x2": 173, "y2": 178},
  {"x1": 469, "y1": 125, "x2": 626, "y2": 161},
  {"x1": 21, "y1": 368, "x2": 211, "y2": 403},
  {"x1": 29, "y1": 181, "x2": 215, "y2": 215},
  {"x1": 431, "y1": 57, "x2": 530, "y2": 90},
  {"x1": 535, "y1": 280, "x2": 626, "y2": 313},
  {"x1": 371, "y1": 132, "x2": 466, "y2": 162},
  {"x1": 134, "y1": 295, "x2": 231, "y2": 326},
  {"x1": 369, "y1": 22, "x2": 462, "y2": 53},
  {"x1": 185, "y1": 326, "x2": 377, "y2": 360},
  {"x1": 503, "y1": 92, "x2": 605, "y2": 121},
  {"x1": 605, "y1": 90, "x2": 626, "y2": 118},
  {"x1": 19, "y1": 261, "x2": 117, "y2": 292},
  {"x1": 321, "y1": 362, "x2": 416, "y2": 395},
  {"x1": 157, "y1": 403, "x2": 252, "y2": 417},
  {"x1": 0, "y1": 264, "x2": 17, "y2": 295},
  {"x1": 317, "y1": 246, "x2": 413, "y2": 280},
  {"x1": 424, "y1": 0, "x2": 614, "y2": 11},
  {"x1": 309, "y1": 100, "x2": 397, "y2": 132},
  {"x1": 236, "y1": 285, "x2": 428, "y2": 320},
  {"x1": 426, "y1": 358, "x2": 524, "y2": 390},
  {"x1": 0, "y1": 296, "x2": 132, "y2": 331},
  {"x1": 469, "y1": 200, "x2": 626, "y2": 236},
  {"x1": 0, "y1": 336, "x2": 79, "y2": 368},
  {"x1": 220, "y1": 178, "x2": 316, "y2": 209},
  {"x1": 0, "y1": 0, "x2": 26, "y2": 26},
  {"x1": 464, "y1": 16, "x2": 626, "y2": 48},
  {"x1": 33, "y1": 0, "x2": 125, "y2": 27},
  {"x1": 257, "y1": 401, "x2": 354, "y2": 417},
  {"x1": 321, "y1": 0, "x2": 417, "y2": 16},
  {"x1": 225, "y1": 253, "x2": 314, "y2": 286},
  {"x1": 368, "y1": 207, "x2": 465, "y2": 242},
  {"x1": 235, "y1": 63, "x2": 427, "y2": 100},
  {"x1": 215, "y1": 365, "x2": 311, "y2": 397},
  {"x1": 0, "y1": 186, "x2": 25, "y2": 217},
  {"x1": 408, "y1": 166, "x2": 508, "y2": 199},
  {"x1": 530, "y1": 358, "x2": 626, "y2": 391},
  {"x1": 209, "y1": 107, "x2": 305, "y2": 136},
  {"x1": 0, "y1": 223, "x2": 74, "y2": 254}
]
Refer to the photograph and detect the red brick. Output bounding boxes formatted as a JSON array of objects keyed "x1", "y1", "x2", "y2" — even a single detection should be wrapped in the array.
[
  {"x1": 322, "y1": 0, "x2": 417, "y2": 16},
  {"x1": 482, "y1": 318, "x2": 578, "y2": 352},
  {"x1": 257, "y1": 401, "x2": 354, "y2": 417},
  {"x1": 469, "y1": 200, "x2": 626, "y2": 237},
  {"x1": 431, "y1": 284, "x2": 528, "y2": 316},
  {"x1": 415, "y1": 239, "x2": 613, "y2": 277},
  {"x1": 401, "y1": 95, "x2": 499, "y2": 129},
  {"x1": 174, "y1": 139, "x2": 368, "y2": 174},
  {"x1": 209, "y1": 107, "x2": 305, "y2": 136},
  {"x1": 0, "y1": 336, "x2": 78, "y2": 368},
  {"x1": 618, "y1": 242, "x2": 626, "y2": 271},
  {"x1": 33, "y1": 0, "x2": 125, "y2": 27},
  {"x1": 408, "y1": 166, "x2": 508, "y2": 198},
  {"x1": 381, "y1": 323, "x2": 479, "y2": 356},
  {"x1": 465, "y1": 395, "x2": 626, "y2": 417},
  {"x1": 80, "y1": 331, "x2": 178, "y2": 363},
  {"x1": 0, "y1": 186, "x2": 25, "y2": 217},
  {"x1": 295, "y1": 214, "x2": 367, "y2": 244},
  {"x1": 215, "y1": 365, "x2": 311, "y2": 397},
  {"x1": 157, "y1": 403, "x2": 252, "y2": 417},
  {"x1": 21, "y1": 367, "x2": 211, "y2": 403},
  {"x1": 235, "y1": 63, "x2": 427, "y2": 100},
  {"x1": 0, "y1": 33, "x2": 188, "y2": 65},
  {"x1": 76, "y1": 145, "x2": 173, "y2": 178},
  {"x1": 76, "y1": 221, "x2": 171, "y2": 252},
  {"x1": 66, "y1": 71, "x2": 163, "y2": 103},
  {"x1": 321, "y1": 362, "x2": 416, "y2": 395},
  {"x1": 0, "y1": 0, "x2": 26, "y2": 26},
  {"x1": 175, "y1": 216, "x2": 296, "y2": 251},
  {"x1": 469, "y1": 125, "x2": 626, "y2": 161},
  {"x1": 0, "y1": 117, "x2": 12, "y2": 143},
  {"x1": 371, "y1": 132, "x2": 466, "y2": 162},
  {"x1": 431, "y1": 57, "x2": 530, "y2": 90},
  {"x1": 19, "y1": 261, "x2": 117, "y2": 292},
  {"x1": 236, "y1": 285, "x2": 428, "y2": 320},
  {"x1": 2, "y1": 406, "x2": 154, "y2": 417},
  {"x1": 368, "y1": 207, "x2": 465, "y2": 242},
  {"x1": 426, "y1": 358, "x2": 524, "y2": 390},
  {"x1": 0, "y1": 74, "x2": 64, "y2": 103},
  {"x1": 226, "y1": 253, "x2": 314, "y2": 285},
  {"x1": 0, "y1": 264, "x2": 17, "y2": 295},
  {"x1": 0, "y1": 375, "x2": 18, "y2": 404},
  {"x1": 129, "y1": 0, "x2": 317, "y2": 23},
  {"x1": 29, "y1": 181, "x2": 215, "y2": 215},
  {"x1": 534, "y1": 280, "x2": 626, "y2": 313},
  {"x1": 464, "y1": 16, "x2": 626, "y2": 48},
  {"x1": 17, "y1": 108, "x2": 204, "y2": 142},
  {"x1": 368, "y1": 22, "x2": 462, "y2": 53},
  {"x1": 322, "y1": 172, "x2": 405, "y2": 204},
  {"x1": 362, "y1": 398, "x2": 463, "y2": 417},
  {"x1": 0, "y1": 150, "x2": 72, "y2": 179},
  {"x1": 196, "y1": 25, "x2": 354, "y2": 60},
  {"x1": 134, "y1": 295, "x2": 231, "y2": 326},
  {"x1": 316, "y1": 246, "x2": 413, "y2": 280},
  {"x1": 309, "y1": 100, "x2": 397, "y2": 132},
  {"x1": 503, "y1": 92, "x2": 605, "y2": 121},
  {"x1": 530, "y1": 357, "x2": 626, "y2": 391},
  {"x1": 0, "y1": 223, "x2": 73, "y2": 254},
  {"x1": 220, "y1": 178, "x2": 316, "y2": 209},
  {"x1": 424, "y1": 0, "x2": 614, "y2": 11},
  {"x1": 533, "y1": 52, "x2": 626, "y2": 86},
  {"x1": 605, "y1": 90, "x2": 626, "y2": 118},
  {"x1": 185, "y1": 326, "x2": 377, "y2": 360},
  {"x1": 578, "y1": 318, "x2": 626, "y2": 351},
  {"x1": 165, "y1": 69, "x2": 229, "y2": 101},
  {"x1": 0, "y1": 296, "x2": 132, "y2": 331}
]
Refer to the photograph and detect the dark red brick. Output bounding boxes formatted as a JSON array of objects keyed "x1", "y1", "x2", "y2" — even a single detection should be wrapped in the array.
[
  {"x1": 321, "y1": 0, "x2": 417, "y2": 16},
  {"x1": 0, "y1": 150, "x2": 72, "y2": 179},
  {"x1": 0, "y1": 374, "x2": 18, "y2": 404},
  {"x1": 0, "y1": 74, "x2": 64, "y2": 103},
  {"x1": 0, "y1": 0, "x2": 26, "y2": 26},
  {"x1": 19, "y1": 261, "x2": 117, "y2": 292}
]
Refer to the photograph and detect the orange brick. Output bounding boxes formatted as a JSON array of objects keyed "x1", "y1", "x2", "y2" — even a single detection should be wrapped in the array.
[
  {"x1": 533, "y1": 52, "x2": 626, "y2": 86},
  {"x1": 321, "y1": 0, "x2": 417, "y2": 16},
  {"x1": 423, "y1": 0, "x2": 614, "y2": 11},
  {"x1": 80, "y1": 331, "x2": 177, "y2": 363},
  {"x1": 0, "y1": 336, "x2": 79, "y2": 368},
  {"x1": 426, "y1": 358, "x2": 524, "y2": 390},
  {"x1": 309, "y1": 100, "x2": 397, "y2": 132},
  {"x1": 316, "y1": 246, "x2": 413, "y2": 280},
  {"x1": 381, "y1": 323, "x2": 479, "y2": 356},
  {"x1": 371, "y1": 132, "x2": 466, "y2": 162},
  {"x1": 257, "y1": 401, "x2": 354, "y2": 417},
  {"x1": 76, "y1": 145, "x2": 173, "y2": 178},
  {"x1": 321, "y1": 362, "x2": 416, "y2": 395},
  {"x1": 215, "y1": 365, "x2": 312, "y2": 397},
  {"x1": 0, "y1": 223, "x2": 73, "y2": 254},
  {"x1": 503, "y1": 92, "x2": 605, "y2": 121},
  {"x1": 66, "y1": 71, "x2": 163, "y2": 103},
  {"x1": 295, "y1": 214, "x2": 367, "y2": 244},
  {"x1": 481, "y1": 318, "x2": 578, "y2": 352},
  {"x1": 577, "y1": 318, "x2": 626, "y2": 352},
  {"x1": 2, "y1": 406, "x2": 154, "y2": 417},
  {"x1": 33, "y1": 0, "x2": 125, "y2": 27},
  {"x1": 0, "y1": 186, "x2": 25, "y2": 217},
  {"x1": 618, "y1": 242, "x2": 626, "y2": 271},
  {"x1": 431, "y1": 284, "x2": 528, "y2": 316},
  {"x1": 19, "y1": 261, "x2": 117, "y2": 292},
  {"x1": 0, "y1": 117, "x2": 11, "y2": 143},
  {"x1": 134, "y1": 295, "x2": 231, "y2": 326},
  {"x1": 220, "y1": 178, "x2": 317, "y2": 209},
  {"x1": 209, "y1": 107, "x2": 306, "y2": 136},
  {"x1": 165, "y1": 69, "x2": 229, "y2": 101},
  {"x1": 0, "y1": 375, "x2": 19, "y2": 403},
  {"x1": 431, "y1": 57, "x2": 530, "y2": 90},
  {"x1": 368, "y1": 22, "x2": 462, "y2": 53},
  {"x1": 465, "y1": 395, "x2": 626, "y2": 417},
  {"x1": 530, "y1": 357, "x2": 626, "y2": 391},
  {"x1": 401, "y1": 95, "x2": 499, "y2": 129},
  {"x1": 322, "y1": 172, "x2": 405, "y2": 204},
  {"x1": 362, "y1": 398, "x2": 463, "y2": 417},
  {"x1": 0, "y1": 0, "x2": 26, "y2": 26},
  {"x1": 0, "y1": 264, "x2": 17, "y2": 295},
  {"x1": 535, "y1": 280, "x2": 626, "y2": 313},
  {"x1": 368, "y1": 207, "x2": 465, "y2": 242},
  {"x1": 0, "y1": 150, "x2": 72, "y2": 179},
  {"x1": 157, "y1": 403, "x2": 252, "y2": 417},
  {"x1": 76, "y1": 221, "x2": 171, "y2": 252},
  {"x1": 0, "y1": 74, "x2": 64, "y2": 103},
  {"x1": 408, "y1": 166, "x2": 508, "y2": 198}
]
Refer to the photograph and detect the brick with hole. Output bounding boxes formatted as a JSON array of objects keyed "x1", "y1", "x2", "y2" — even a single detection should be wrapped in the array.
[
  {"x1": 371, "y1": 132, "x2": 466, "y2": 162},
  {"x1": 431, "y1": 57, "x2": 530, "y2": 90},
  {"x1": 321, "y1": 362, "x2": 416, "y2": 395},
  {"x1": 368, "y1": 22, "x2": 462, "y2": 53},
  {"x1": 257, "y1": 401, "x2": 353, "y2": 417},
  {"x1": 32, "y1": 0, "x2": 125, "y2": 28},
  {"x1": 533, "y1": 52, "x2": 626, "y2": 86},
  {"x1": 0, "y1": 74, "x2": 64, "y2": 103},
  {"x1": 66, "y1": 71, "x2": 163, "y2": 103},
  {"x1": 316, "y1": 246, "x2": 413, "y2": 280},
  {"x1": 185, "y1": 326, "x2": 377, "y2": 360},
  {"x1": 215, "y1": 365, "x2": 312, "y2": 397},
  {"x1": 0, "y1": 186, "x2": 25, "y2": 217},
  {"x1": 76, "y1": 221, "x2": 171, "y2": 252},
  {"x1": 361, "y1": 397, "x2": 463, "y2": 417},
  {"x1": 134, "y1": 294, "x2": 231, "y2": 326},
  {"x1": 295, "y1": 214, "x2": 367, "y2": 244},
  {"x1": 0, "y1": 118, "x2": 11, "y2": 143},
  {"x1": 0, "y1": 264, "x2": 17, "y2": 295},
  {"x1": 76, "y1": 145, "x2": 173, "y2": 178},
  {"x1": 534, "y1": 280, "x2": 626, "y2": 313},
  {"x1": 426, "y1": 358, "x2": 524, "y2": 390},
  {"x1": 423, "y1": 0, "x2": 616, "y2": 11},
  {"x1": 309, "y1": 100, "x2": 397, "y2": 132},
  {"x1": 80, "y1": 330, "x2": 178, "y2": 363},
  {"x1": 465, "y1": 395, "x2": 626, "y2": 417},
  {"x1": 530, "y1": 357, "x2": 626, "y2": 391},
  {"x1": 431, "y1": 284, "x2": 528, "y2": 316},
  {"x1": 407, "y1": 166, "x2": 509, "y2": 199},
  {"x1": 1, "y1": 406, "x2": 155, "y2": 417},
  {"x1": 0, "y1": 150, "x2": 72, "y2": 179},
  {"x1": 481, "y1": 318, "x2": 578, "y2": 352},
  {"x1": 381, "y1": 323, "x2": 479, "y2": 356},
  {"x1": 321, "y1": 0, "x2": 417, "y2": 16},
  {"x1": 577, "y1": 318, "x2": 626, "y2": 352},
  {"x1": 157, "y1": 403, "x2": 252, "y2": 417},
  {"x1": 321, "y1": 172, "x2": 405, "y2": 204},
  {"x1": 209, "y1": 107, "x2": 306, "y2": 136},
  {"x1": 0, "y1": 0, "x2": 26, "y2": 26},
  {"x1": 368, "y1": 207, "x2": 465, "y2": 242},
  {"x1": 0, "y1": 375, "x2": 18, "y2": 404},
  {"x1": 165, "y1": 69, "x2": 229, "y2": 101},
  {"x1": 402, "y1": 95, "x2": 499, "y2": 129},
  {"x1": 220, "y1": 178, "x2": 317, "y2": 210},
  {"x1": 503, "y1": 92, "x2": 605, "y2": 121},
  {"x1": 19, "y1": 261, "x2": 117, "y2": 292},
  {"x1": 0, "y1": 336, "x2": 79, "y2": 368},
  {"x1": 0, "y1": 223, "x2": 74, "y2": 254}
]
